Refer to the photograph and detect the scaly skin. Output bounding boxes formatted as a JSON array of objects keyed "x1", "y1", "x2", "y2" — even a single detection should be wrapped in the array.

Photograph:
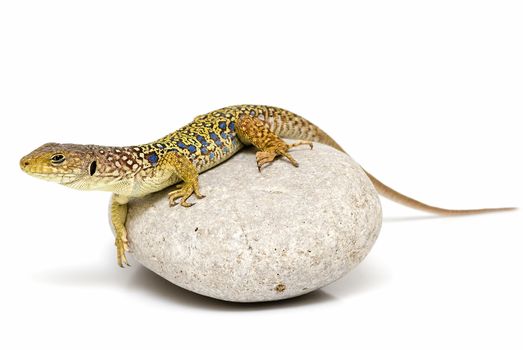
[{"x1": 19, "y1": 105, "x2": 515, "y2": 267}]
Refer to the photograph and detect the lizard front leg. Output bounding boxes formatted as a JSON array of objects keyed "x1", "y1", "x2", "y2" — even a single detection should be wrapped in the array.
[
  {"x1": 236, "y1": 115, "x2": 313, "y2": 171},
  {"x1": 162, "y1": 151, "x2": 205, "y2": 207},
  {"x1": 110, "y1": 194, "x2": 130, "y2": 267}
]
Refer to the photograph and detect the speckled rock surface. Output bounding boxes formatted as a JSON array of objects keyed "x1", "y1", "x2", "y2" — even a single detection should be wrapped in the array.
[{"x1": 125, "y1": 142, "x2": 382, "y2": 302}]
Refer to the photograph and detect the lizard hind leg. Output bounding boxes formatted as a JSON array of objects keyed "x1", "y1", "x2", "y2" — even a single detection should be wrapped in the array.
[{"x1": 237, "y1": 115, "x2": 313, "y2": 171}]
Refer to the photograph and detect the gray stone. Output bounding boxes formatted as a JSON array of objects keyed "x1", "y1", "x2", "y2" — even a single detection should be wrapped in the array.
[{"x1": 125, "y1": 142, "x2": 382, "y2": 302}]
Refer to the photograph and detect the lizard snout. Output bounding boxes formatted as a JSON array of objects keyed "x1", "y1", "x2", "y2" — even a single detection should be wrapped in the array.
[{"x1": 20, "y1": 157, "x2": 31, "y2": 172}]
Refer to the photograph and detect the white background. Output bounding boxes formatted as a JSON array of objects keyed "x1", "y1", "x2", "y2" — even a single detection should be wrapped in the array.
[{"x1": 0, "y1": 1, "x2": 521, "y2": 349}]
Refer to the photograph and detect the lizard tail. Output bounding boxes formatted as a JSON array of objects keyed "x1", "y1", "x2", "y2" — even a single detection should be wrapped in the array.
[
  {"x1": 270, "y1": 107, "x2": 516, "y2": 215},
  {"x1": 362, "y1": 171, "x2": 516, "y2": 215}
]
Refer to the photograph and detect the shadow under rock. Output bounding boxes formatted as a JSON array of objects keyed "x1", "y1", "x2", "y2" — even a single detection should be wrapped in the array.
[
  {"x1": 36, "y1": 245, "x2": 387, "y2": 311},
  {"x1": 127, "y1": 266, "x2": 337, "y2": 312},
  {"x1": 33, "y1": 250, "x2": 132, "y2": 288},
  {"x1": 129, "y1": 258, "x2": 388, "y2": 311}
]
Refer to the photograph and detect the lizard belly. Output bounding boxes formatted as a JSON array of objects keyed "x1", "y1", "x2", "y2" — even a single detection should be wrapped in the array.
[
  {"x1": 133, "y1": 172, "x2": 180, "y2": 197},
  {"x1": 194, "y1": 137, "x2": 243, "y2": 173}
]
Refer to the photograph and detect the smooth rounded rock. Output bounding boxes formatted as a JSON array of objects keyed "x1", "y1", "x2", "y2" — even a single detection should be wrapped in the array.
[{"x1": 125, "y1": 142, "x2": 382, "y2": 302}]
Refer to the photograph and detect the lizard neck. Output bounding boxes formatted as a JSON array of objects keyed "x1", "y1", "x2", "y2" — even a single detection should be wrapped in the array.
[{"x1": 85, "y1": 145, "x2": 167, "y2": 195}]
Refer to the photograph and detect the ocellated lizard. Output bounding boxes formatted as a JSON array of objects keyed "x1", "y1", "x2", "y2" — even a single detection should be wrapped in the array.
[{"x1": 20, "y1": 105, "x2": 514, "y2": 266}]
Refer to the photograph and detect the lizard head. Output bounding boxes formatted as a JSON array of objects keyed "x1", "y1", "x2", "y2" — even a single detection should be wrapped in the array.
[{"x1": 20, "y1": 143, "x2": 100, "y2": 190}]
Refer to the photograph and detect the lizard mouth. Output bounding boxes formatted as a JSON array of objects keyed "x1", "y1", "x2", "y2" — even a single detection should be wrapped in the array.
[{"x1": 23, "y1": 171, "x2": 82, "y2": 184}]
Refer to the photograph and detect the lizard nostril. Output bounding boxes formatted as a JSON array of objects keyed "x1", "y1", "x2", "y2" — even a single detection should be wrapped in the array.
[{"x1": 20, "y1": 159, "x2": 30, "y2": 169}]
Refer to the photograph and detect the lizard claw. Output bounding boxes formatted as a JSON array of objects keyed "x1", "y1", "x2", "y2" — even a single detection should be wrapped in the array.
[
  {"x1": 168, "y1": 182, "x2": 204, "y2": 208},
  {"x1": 256, "y1": 151, "x2": 277, "y2": 172},
  {"x1": 255, "y1": 149, "x2": 300, "y2": 171}
]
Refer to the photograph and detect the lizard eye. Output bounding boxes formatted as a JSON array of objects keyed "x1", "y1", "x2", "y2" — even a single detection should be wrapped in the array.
[{"x1": 50, "y1": 154, "x2": 65, "y2": 164}]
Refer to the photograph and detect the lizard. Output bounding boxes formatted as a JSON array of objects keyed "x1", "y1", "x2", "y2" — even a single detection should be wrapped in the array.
[{"x1": 19, "y1": 105, "x2": 515, "y2": 267}]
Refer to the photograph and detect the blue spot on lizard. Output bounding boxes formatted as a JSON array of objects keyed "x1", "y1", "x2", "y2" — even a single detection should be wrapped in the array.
[
  {"x1": 147, "y1": 152, "x2": 159, "y2": 166},
  {"x1": 196, "y1": 135, "x2": 209, "y2": 146}
]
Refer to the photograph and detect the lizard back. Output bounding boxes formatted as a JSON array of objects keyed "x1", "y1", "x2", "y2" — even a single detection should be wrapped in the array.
[{"x1": 141, "y1": 104, "x2": 340, "y2": 174}]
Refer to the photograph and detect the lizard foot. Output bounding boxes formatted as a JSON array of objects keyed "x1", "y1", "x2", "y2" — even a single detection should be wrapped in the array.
[
  {"x1": 256, "y1": 151, "x2": 277, "y2": 171},
  {"x1": 256, "y1": 141, "x2": 313, "y2": 172},
  {"x1": 257, "y1": 149, "x2": 298, "y2": 171},
  {"x1": 237, "y1": 115, "x2": 313, "y2": 172},
  {"x1": 168, "y1": 182, "x2": 205, "y2": 207},
  {"x1": 287, "y1": 140, "x2": 314, "y2": 151},
  {"x1": 115, "y1": 235, "x2": 130, "y2": 268}
]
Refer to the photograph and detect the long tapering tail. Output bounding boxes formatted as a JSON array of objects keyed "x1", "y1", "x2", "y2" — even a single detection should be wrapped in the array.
[
  {"x1": 266, "y1": 105, "x2": 516, "y2": 215},
  {"x1": 362, "y1": 171, "x2": 515, "y2": 215}
]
